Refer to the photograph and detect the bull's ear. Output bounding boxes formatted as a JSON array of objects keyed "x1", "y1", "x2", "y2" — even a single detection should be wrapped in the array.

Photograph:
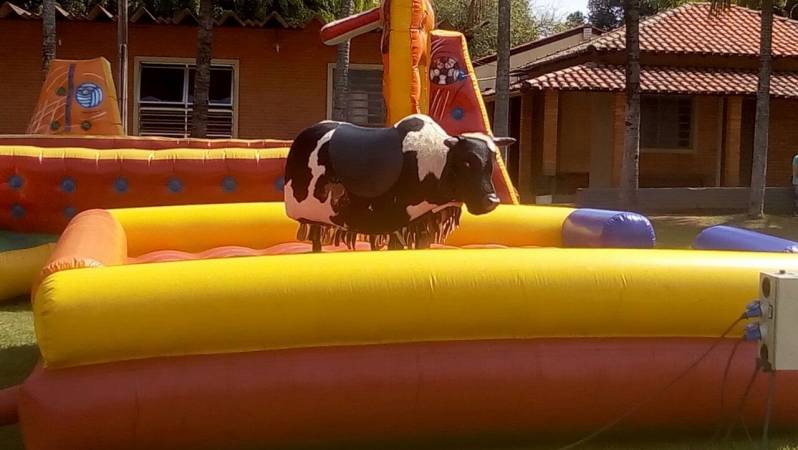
[
  {"x1": 492, "y1": 137, "x2": 516, "y2": 147},
  {"x1": 444, "y1": 137, "x2": 460, "y2": 149}
]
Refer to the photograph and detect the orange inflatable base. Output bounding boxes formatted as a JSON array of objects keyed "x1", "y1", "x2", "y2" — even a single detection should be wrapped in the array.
[{"x1": 17, "y1": 339, "x2": 798, "y2": 450}]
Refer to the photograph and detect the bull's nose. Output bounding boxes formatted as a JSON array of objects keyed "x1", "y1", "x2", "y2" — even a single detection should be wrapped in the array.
[{"x1": 481, "y1": 193, "x2": 500, "y2": 212}]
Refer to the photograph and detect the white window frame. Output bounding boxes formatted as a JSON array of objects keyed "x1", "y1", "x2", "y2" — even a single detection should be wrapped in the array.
[
  {"x1": 640, "y1": 95, "x2": 697, "y2": 154},
  {"x1": 326, "y1": 63, "x2": 384, "y2": 124},
  {"x1": 133, "y1": 56, "x2": 240, "y2": 137}
]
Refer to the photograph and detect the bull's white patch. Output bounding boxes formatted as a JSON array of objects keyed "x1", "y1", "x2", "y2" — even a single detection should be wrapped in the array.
[
  {"x1": 285, "y1": 129, "x2": 337, "y2": 224},
  {"x1": 460, "y1": 132, "x2": 499, "y2": 154},
  {"x1": 405, "y1": 200, "x2": 462, "y2": 222},
  {"x1": 399, "y1": 114, "x2": 450, "y2": 182}
]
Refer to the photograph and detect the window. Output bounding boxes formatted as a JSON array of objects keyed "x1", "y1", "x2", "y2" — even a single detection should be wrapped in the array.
[
  {"x1": 641, "y1": 96, "x2": 693, "y2": 151},
  {"x1": 136, "y1": 60, "x2": 237, "y2": 138},
  {"x1": 328, "y1": 64, "x2": 386, "y2": 127}
]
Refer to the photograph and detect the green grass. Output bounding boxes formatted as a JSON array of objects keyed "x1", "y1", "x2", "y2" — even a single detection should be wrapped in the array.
[{"x1": 2, "y1": 215, "x2": 798, "y2": 449}]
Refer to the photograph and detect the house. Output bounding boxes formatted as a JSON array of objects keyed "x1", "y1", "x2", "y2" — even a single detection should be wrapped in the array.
[
  {"x1": 0, "y1": 2, "x2": 384, "y2": 139},
  {"x1": 485, "y1": 3, "x2": 798, "y2": 209},
  {"x1": 472, "y1": 24, "x2": 602, "y2": 93}
]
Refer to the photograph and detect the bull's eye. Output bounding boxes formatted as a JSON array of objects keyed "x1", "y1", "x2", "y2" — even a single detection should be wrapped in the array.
[{"x1": 463, "y1": 161, "x2": 471, "y2": 169}]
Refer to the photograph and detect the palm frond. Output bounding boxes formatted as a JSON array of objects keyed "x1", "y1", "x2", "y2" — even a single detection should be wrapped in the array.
[{"x1": 709, "y1": 0, "x2": 733, "y2": 14}]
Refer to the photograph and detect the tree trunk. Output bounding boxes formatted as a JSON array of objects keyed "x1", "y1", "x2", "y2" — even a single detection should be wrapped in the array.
[
  {"x1": 620, "y1": 0, "x2": 641, "y2": 210},
  {"x1": 117, "y1": 0, "x2": 129, "y2": 134},
  {"x1": 191, "y1": 0, "x2": 213, "y2": 138},
  {"x1": 493, "y1": 0, "x2": 511, "y2": 161},
  {"x1": 749, "y1": 0, "x2": 773, "y2": 218},
  {"x1": 41, "y1": 0, "x2": 56, "y2": 78},
  {"x1": 332, "y1": 0, "x2": 353, "y2": 122}
]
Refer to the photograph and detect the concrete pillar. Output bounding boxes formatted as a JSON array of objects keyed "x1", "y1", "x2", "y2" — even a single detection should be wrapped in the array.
[
  {"x1": 518, "y1": 93, "x2": 535, "y2": 203},
  {"x1": 723, "y1": 96, "x2": 743, "y2": 187},
  {"x1": 542, "y1": 89, "x2": 559, "y2": 177},
  {"x1": 611, "y1": 93, "x2": 626, "y2": 187}
]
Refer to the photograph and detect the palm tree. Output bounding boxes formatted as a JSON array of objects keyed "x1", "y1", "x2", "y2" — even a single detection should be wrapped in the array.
[
  {"x1": 332, "y1": 0, "x2": 353, "y2": 122},
  {"x1": 620, "y1": 0, "x2": 640, "y2": 210},
  {"x1": 42, "y1": 0, "x2": 56, "y2": 78},
  {"x1": 712, "y1": 0, "x2": 773, "y2": 218},
  {"x1": 191, "y1": 0, "x2": 213, "y2": 138},
  {"x1": 118, "y1": 0, "x2": 129, "y2": 134},
  {"x1": 493, "y1": 0, "x2": 510, "y2": 160}
]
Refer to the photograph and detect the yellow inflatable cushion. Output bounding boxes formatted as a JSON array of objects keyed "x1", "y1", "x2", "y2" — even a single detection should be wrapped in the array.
[
  {"x1": 34, "y1": 246, "x2": 798, "y2": 368},
  {"x1": 110, "y1": 202, "x2": 574, "y2": 257},
  {"x1": 0, "y1": 244, "x2": 55, "y2": 302}
]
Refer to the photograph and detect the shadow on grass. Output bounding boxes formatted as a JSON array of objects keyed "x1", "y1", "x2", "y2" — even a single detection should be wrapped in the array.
[
  {"x1": 650, "y1": 214, "x2": 798, "y2": 249},
  {"x1": 0, "y1": 344, "x2": 37, "y2": 450}
]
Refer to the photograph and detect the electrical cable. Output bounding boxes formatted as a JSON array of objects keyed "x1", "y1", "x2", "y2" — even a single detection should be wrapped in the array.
[
  {"x1": 761, "y1": 370, "x2": 777, "y2": 450},
  {"x1": 552, "y1": 315, "x2": 744, "y2": 450},
  {"x1": 712, "y1": 339, "x2": 743, "y2": 441},
  {"x1": 710, "y1": 337, "x2": 743, "y2": 443},
  {"x1": 722, "y1": 362, "x2": 761, "y2": 442}
]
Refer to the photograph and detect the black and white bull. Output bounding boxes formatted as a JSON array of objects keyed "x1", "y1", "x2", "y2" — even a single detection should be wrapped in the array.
[{"x1": 284, "y1": 114, "x2": 514, "y2": 251}]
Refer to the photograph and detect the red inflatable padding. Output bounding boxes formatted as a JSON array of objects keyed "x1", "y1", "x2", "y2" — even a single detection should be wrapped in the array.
[
  {"x1": 0, "y1": 386, "x2": 18, "y2": 426},
  {"x1": 0, "y1": 153, "x2": 287, "y2": 233},
  {"x1": 17, "y1": 339, "x2": 798, "y2": 450},
  {"x1": 0, "y1": 135, "x2": 292, "y2": 149},
  {"x1": 127, "y1": 243, "x2": 513, "y2": 264}
]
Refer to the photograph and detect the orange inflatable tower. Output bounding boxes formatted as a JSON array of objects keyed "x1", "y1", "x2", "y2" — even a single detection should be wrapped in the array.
[
  {"x1": 27, "y1": 57, "x2": 123, "y2": 136},
  {"x1": 320, "y1": 2, "x2": 519, "y2": 203}
]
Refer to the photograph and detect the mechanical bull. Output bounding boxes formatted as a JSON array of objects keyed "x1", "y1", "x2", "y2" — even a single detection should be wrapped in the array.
[{"x1": 284, "y1": 114, "x2": 514, "y2": 251}]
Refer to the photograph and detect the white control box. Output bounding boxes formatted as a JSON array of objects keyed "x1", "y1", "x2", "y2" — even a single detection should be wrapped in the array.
[{"x1": 759, "y1": 271, "x2": 798, "y2": 371}]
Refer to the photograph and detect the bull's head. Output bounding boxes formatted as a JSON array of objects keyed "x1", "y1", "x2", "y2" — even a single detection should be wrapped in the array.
[{"x1": 443, "y1": 134, "x2": 516, "y2": 215}]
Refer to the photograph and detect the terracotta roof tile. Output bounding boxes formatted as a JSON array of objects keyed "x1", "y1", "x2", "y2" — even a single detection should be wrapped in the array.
[
  {"x1": 515, "y1": 3, "x2": 798, "y2": 73},
  {"x1": 514, "y1": 63, "x2": 798, "y2": 99}
]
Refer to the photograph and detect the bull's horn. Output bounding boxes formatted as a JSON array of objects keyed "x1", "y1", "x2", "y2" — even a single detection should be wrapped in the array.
[{"x1": 492, "y1": 137, "x2": 516, "y2": 147}]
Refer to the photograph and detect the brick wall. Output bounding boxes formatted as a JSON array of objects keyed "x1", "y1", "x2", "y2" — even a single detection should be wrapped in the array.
[
  {"x1": 557, "y1": 91, "x2": 591, "y2": 174},
  {"x1": 0, "y1": 19, "x2": 382, "y2": 139},
  {"x1": 636, "y1": 96, "x2": 722, "y2": 187},
  {"x1": 768, "y1": 98, "x2": 798, "y2": 187}
]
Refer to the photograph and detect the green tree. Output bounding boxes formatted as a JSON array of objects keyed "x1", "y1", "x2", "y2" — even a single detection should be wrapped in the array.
[
  {"x1": 41, "y1": 0, "x2": 56, "y2": 78},
  {"x1": 191, "y1": 0, "x2": 213, "y2": 137},
  {"x1": 493, "y1": 0, "x2": 511, "y2": 150},
  {"x1": 620, "y1": 0, "x2": 640, "y2": 210},
  {"x1": 332, "y1": 0, "x2": 354, "y2": 122},
  {"x1": 588, "y1": 0, "x2": 688, "y2": 29},
  {"x1": 564, "y1": 10, "x2": 587, "y2": 28},
  {"x1": 711, "y1": 0, "x2": 774, "y2": 218},
  {"x1": 434, "y1": 0, "x2": 539, "y2": 58}
]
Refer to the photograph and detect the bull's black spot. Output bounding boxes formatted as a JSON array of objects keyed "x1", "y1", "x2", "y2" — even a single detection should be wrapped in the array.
[
  {"x1": 395, "y1": 116, "x2": 426, "y2": 133},
  {"x1": 285, "y1": 122, "x2": 339, "y2": 202}
]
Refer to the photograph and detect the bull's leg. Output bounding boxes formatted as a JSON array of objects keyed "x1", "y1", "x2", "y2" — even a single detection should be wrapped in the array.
[
  {"x1": 388, "y1": 234, "x2": 405, "y2": 250},
  {"x1": 309, "y1": 225, "x2": 322, "y2": 253},
  {"x1": 414, "y1": 232, "x2": 432, "y2": 250}
]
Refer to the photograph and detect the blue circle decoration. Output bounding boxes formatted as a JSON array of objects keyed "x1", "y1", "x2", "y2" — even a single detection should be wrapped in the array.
[
  {"x1": 114, "y1": 177, "x2": 129, "y2": 193},
  {"x1": 63, "y1": 206, "x2": 77, "y2": 219},
  {"x1": 8, "y1": 175, "x2": 23, "y2": 190},
  {"x1": 275, "y1": 176, "x2": 285, "y2": 193},
  {"x1": 10, "y1": 204, "x2": 25, "y2": 219},
  {"x1": 222, "y1": 176, "x2": 237, "y2": 192},
  {"x1": 456, "y1": 70, "x2": 467, "y2": 81},
  {"x1": 451, "y1": 107, "x2": 465, "y2": 121},
  {"x1": 168, "y1": 178, "x2": 183, "y2": 193},
  {"x1": 75, "y1": 83, "x2": 103, "y2": 109},
  {"x1": 61, "y1": 177, "x2": 76, "y2": 193}
]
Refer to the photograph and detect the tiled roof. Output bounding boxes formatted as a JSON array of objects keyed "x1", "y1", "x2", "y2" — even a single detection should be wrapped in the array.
[
  {"x1": 514, "y1": 63, "x2": 798, "y2": 99},
  {"x1": 472, "y1": 25, "x2": 603, "y2": 66},
  {"x1": 0, "y1": 1, "x2": 322, "y2": 28},
  {"x1": 514, "y1": 3, "x2": 798, "y2": 73}
]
